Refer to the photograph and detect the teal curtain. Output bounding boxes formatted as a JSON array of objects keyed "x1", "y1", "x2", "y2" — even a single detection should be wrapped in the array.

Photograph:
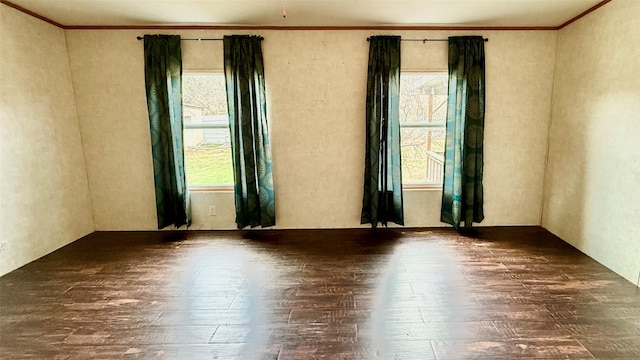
[
  {"x1": 361, "y1": 36, "x2": 404, "y2": 228},
  {"x1": 223, "y1": 35, "x2": 276, "y2": 229},
  {"x1": 441, "y1": 36, "x2": 485, "y2": 229},
  {"x1": 143, "y1": 35, "x2": 190, "y2": 229}
]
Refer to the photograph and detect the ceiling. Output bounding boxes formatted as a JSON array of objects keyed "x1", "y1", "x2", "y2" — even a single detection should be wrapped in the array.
[{"x1": 4, "y1": 0, "x2": 606, "y2": 28}]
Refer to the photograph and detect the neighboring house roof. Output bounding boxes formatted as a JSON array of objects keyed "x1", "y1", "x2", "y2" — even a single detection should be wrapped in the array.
[{"x1": 183, "y1": 102, "x2": 205, "y2": 109}]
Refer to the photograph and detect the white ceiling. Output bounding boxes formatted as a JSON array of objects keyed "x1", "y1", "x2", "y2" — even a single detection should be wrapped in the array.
[{"x1": 6, "y1": 0, "x2": 605, "y2": 27}]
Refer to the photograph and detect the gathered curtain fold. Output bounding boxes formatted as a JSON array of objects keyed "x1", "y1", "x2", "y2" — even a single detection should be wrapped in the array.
[
  {"x1": 223, "y1": 35, "x2": 276, "y2": 229},
  {"x1": 143, "y1": 34, "x2": 190, "y2": 229},
  {"x1": 441, "y1": 36, "x2": 486, "y2": 229},
  {"x1": 361, "y1": 36, "x2": 404, "y2": 228}
]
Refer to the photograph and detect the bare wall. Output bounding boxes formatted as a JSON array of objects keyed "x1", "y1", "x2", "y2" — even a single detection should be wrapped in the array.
[
  {"x1": 65, "y1": 29, "x2": 556, "y2": 230},
  {"x1": 543, "y1": 0, "x2": 640, "y2": 285},
  {"x1": 0, "y1": 5, "x2": 94, "y2": 275}
]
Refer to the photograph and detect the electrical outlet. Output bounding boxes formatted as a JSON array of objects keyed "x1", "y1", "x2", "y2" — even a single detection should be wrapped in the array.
[
  {"x1": 0, "y1": 241, "x2": 8, "y2": 254},
  {"x1": 209, "y1": 206, "x2": 217, "y2": 216}
]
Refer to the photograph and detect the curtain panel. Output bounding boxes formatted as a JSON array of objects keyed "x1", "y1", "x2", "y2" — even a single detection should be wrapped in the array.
[
  {"x1": 143, "y1": 35, "x2": 190, "y2": 229},
  {"x1": 361, "y1": 36, "x2": 404, "y2": 228},
  {"x1": 223, "y1": 35, "x2": 276, "y2": 229},
  {"x1": 441, "y1": 36, "x2": 486, "y2": 229}
]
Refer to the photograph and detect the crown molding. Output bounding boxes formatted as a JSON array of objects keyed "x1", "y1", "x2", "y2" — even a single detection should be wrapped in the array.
[
  {"x1": 63, "y1": 25, "x2": 561, "y2": 31},
  {"x1": 557, "y1": 0, "x2": 612, "y2": 29},
  {"x1": 1, "y1": 0, "x2": 63, "y2": 28}
]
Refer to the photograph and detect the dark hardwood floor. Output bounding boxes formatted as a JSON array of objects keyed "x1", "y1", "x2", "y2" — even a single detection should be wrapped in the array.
[{"x1": 1, "y1": 227, "x2": 639, "y2": 359}]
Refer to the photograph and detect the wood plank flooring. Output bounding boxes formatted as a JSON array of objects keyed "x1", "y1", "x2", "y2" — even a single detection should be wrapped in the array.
[{"x1": 1, "y1": 227, "x2": 639, "y2": 359}]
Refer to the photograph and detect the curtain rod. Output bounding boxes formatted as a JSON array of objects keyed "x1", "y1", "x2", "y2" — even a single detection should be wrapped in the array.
[
  {"x1": 366, "y1": 37, "x2": 489, "y2": 42},
  {"x1": 134, "y1": 36, "x2": 483, "y2": 42},
  {"x1": 135, "y1": 36, "x2": 264, "y2": 41}
]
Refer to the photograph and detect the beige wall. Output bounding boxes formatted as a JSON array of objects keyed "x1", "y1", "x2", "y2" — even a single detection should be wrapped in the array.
[
  {"x1": 65, "y1": 31, "x2": 158, "y2": 230},
  {"x1": 543, "y1": 0, "x2": 640, "y2": 285},
  {"x1": 66, "y1": 29, "x2": 556, "y2": 230},
  {"x1": 0, "y1": 5, "x2": 94, "y2": 275}
]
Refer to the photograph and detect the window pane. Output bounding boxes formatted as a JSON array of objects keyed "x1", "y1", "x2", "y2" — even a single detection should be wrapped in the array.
[
  {"x1": 184, "y1": 128, "x2": 233, "y2": 185},
  {"x1": 400, "y1": 115, "x2": 446, "y2": 184},
  {"x1": 400, "y1": 73, "x2": 447, "y2": 185},
  {"x1": 183, "y1": 73, "x2": 231, "y2": 187},
  {"x1": 183, "y1": 74, "x2": 227, "y2": 115},
  {"x1": 400, "y1": 73, "x2": 448, "y2": 124}
]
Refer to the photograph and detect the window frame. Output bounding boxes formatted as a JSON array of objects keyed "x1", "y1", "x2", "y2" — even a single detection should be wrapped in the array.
[
  {"x1": 399, "y1": 70, "x2": 448, "y2": 190},
  {"x1": 182, "y1": 70, "x2": 234, "y2": 191}
]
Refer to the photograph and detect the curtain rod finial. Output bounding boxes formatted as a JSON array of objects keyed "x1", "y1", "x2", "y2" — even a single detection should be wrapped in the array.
[{"x1": 136, "y1": 36, "x2": 143, "y2": 40}]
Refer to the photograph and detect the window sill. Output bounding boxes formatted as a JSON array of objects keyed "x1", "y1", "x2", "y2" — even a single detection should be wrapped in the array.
[
  {"x1": 189, "y1": 186, "x2": 234, "y2": 192},
  {"x1": 402, "y1": 184, "x2": 442, "y2": 191}
]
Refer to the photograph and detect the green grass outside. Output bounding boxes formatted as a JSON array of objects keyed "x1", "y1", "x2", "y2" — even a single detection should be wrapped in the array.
[
  {"x1": 185, "y1": 144, "x2": 442, "y2": 186},
  {"x1": 185, "y1": 145, "x2": 234, "y2": 185}
]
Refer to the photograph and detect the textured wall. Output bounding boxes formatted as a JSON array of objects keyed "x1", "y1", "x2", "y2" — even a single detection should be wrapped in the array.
[
  {"x1": 0, "y1": 5, "x2": 94, "y2": 275},
  {"x1": 65, "y1": 31, "x2": 157, "y2": 230},
  {"x1": 65, "y1": 29, "x2": 556, "y2": 230},
  {"x1": 543, "y1": 0, "x2": 640, "y2": 285}
]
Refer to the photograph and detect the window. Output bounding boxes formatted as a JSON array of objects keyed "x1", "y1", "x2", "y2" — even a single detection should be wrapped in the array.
[
  {"x1": 400, "y1": 72, "x2": 447, "y2": 187},
  {"x1": 182, "y1": 73, "x2": 233, "y2": 189}
]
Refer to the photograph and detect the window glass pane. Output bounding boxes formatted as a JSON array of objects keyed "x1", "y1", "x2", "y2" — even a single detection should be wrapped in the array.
[
  {"x1": 400, "y1": 73, "x2": 447, "y2": 185},
  {"x1": 400, "y1": 73, "x2": 448, "y2": 124},
  {"x1": 184, "y1": 128, "x2": 233, "y2": 185},
  {"x1": 183, "y1": 74, "x2": 227, "y2": 115},
  {"x1": 182, "y1": 73, "x2": 231, "y2": 187},
  {"x1": 401, "y1": 127, "x2": 445, "y2": 184}
]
